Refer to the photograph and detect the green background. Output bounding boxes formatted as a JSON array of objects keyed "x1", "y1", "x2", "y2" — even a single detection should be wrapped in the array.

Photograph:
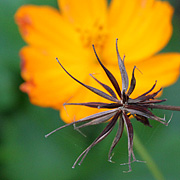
[{"x1": 0, "y1": 0, "x2": 180, "y2": 180}]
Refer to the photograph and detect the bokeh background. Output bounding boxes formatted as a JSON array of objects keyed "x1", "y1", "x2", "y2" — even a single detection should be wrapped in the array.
[{"x1": 0, "y1": 0, "x2": 180, "y2": 179}]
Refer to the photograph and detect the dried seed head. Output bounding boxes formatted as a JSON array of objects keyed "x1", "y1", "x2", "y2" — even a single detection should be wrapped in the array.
[{"x1": 46, "y1": 40, "x2": 180, "y2": 172}]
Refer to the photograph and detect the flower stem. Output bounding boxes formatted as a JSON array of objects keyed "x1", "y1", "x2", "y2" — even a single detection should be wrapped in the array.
[{"x1": 133, "y1": 132, "x2": 164, "y2": 180}]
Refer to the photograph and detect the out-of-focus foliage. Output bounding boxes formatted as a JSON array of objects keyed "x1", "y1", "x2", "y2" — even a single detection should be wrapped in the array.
[{"x1": 0, "y1": 0, "x2": 179, "y2": 180}]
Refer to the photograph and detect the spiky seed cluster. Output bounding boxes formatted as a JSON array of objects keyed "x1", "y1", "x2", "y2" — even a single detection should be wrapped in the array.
[{"x1": 45, "y1": 39, "x2": 180, "y2": 172}]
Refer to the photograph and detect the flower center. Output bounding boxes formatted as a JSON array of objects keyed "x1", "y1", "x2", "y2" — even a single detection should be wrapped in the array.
[{"x1": 76, "y1": 21, "x2": 108, "y2": 52}]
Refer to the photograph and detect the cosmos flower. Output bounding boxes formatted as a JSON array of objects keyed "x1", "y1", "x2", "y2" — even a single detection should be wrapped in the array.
[
  {"x1": 45, "y1": 39, "x2": 180, "y2": 172},
  {"x1": 15, "y1": 0, "x2": 180, "y2": 123}
]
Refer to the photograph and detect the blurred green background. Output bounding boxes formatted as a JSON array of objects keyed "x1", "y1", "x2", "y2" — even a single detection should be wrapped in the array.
[{"x1": 0, "y1": 0, "x2": 180, "y2": 180}]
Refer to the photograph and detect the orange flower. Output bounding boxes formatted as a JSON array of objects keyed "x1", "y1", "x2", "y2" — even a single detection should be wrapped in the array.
[{"x1": 15, "y1": 0, "x2": 180, "y2": 123}]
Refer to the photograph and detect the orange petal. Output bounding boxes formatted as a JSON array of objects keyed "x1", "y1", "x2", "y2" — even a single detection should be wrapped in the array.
[
  {"x1": 60, "y1": 72, "x2": 111, "y2": 123},
  {"x1": 126, "y1": 53, "x2": 180, "y2": 97},
  {"x1": 58, "y1": 0, "x2": 107, "y2": 28},
  {"x1": 60, "y1": 52, "x2": 180, "y2": 123},
  {"x1": 15, "y1": 5, "x2": 83, "y2": 53},
  {"x1": 104, "y1": 0, "x2": 173, "y2": 63},
  {"x1": 20, "y1": 46, "x2": 92, "y2": 109},
  {"x1": 104, "y1": 53, "x2": 179, "y2": 97},
  {"x1": 60, "y1": 88, "x2": 104, "y2": 123}
]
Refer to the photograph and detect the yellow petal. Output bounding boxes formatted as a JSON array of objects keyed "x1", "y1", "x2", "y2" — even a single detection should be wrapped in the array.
[
  {"x1": 58, "y1": 0, "x2": 107, "y2": 28},
  {"x1": 104, "y1": 0, "x2": 173, "y2": 63},
  {"x1": 126, "y1": 53, "x2": 180, "y2": 97},
  {"x1": 104, "y1": 53, "x2": 179, "y2": 97},
  {"x1": 60, "y1": 87, "x2": 103, "y2": 123},
  {"x1": 61, "y1": 52, "x2": 180, "y2": 123},
  {"x1": 20, "y1": 46, "x2": 92, "y2": 109},
  {"x1": 60, "y1": 67, "x2": 111, "y2": 123},
  {"x1": 15, "y1": 5, "x2": 83, "y2": 53}
]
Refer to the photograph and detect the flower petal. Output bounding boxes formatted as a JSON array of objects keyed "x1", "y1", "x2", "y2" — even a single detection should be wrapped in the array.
[
  {"x1": 58, "y1": 0, "x2": 107, "y2": 28},
  {"x1": 87, "y1": 53, "x2": 180, "y2": 100},
  {"x1": 128, "y1": 53, "x2": 180, "y2": 97},
  {"x1": 56, "y1": 57, "x2": 119, "y2": 102},
  {"x1": 15, "y1": 5, "x2": 84, "y2": 54},
  {"x1": 105, "y1": 0, "x2": 173, "y2": 63},
  {"x1": 60, "y1": 85, "x2": 106, "y2": 123},
  {"x1": 20, "y1": 46, "x2": 90, "y2": 109},
  {"x1": 60, "y1": 64, "x2": 115, "y2": 123}
]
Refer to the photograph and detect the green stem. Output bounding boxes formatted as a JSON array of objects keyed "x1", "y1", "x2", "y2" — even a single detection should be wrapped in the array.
[{"x1": 133, "y1": 132, "x2": 164, "y2": 180}]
